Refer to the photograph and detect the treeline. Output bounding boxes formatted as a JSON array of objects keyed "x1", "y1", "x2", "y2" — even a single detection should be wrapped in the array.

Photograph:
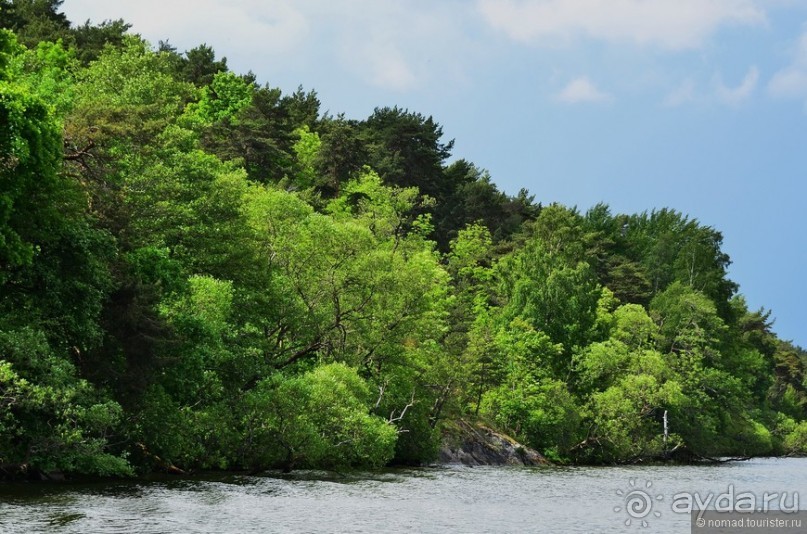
[{"x1": 1, "y1": 1, "x2": 806, "y2": 478}]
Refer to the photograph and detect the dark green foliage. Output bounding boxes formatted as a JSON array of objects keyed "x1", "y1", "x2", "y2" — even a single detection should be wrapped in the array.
[
  {"x1": 70, "y1": 18, "x2": 130, "y2": 64},
  {"x1": 179, "y1": 44, "x2": 227, "y2": 86},
  {"x1": 198, "y1": 84, "x2": 306, "y2": 184},
  {"x1": 0, "y1": 329, "x2": 132, "y2": 476},
  {"x1": 435, "y1": 160, "x2": 538, "y2": 250},
  {"x1": 362, "y1": 106, "x2": 453, "y2": 197},
  {"x1": 0, "y1": 0, "x2": 69, "y2": 48},
  {"x1": 314, "y1": 116, "x2": 367, "y2": 196}
]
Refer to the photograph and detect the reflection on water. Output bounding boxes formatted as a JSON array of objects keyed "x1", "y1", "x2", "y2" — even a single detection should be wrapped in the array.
[{"x1": 1, "y1": 458, "x2": 805, "y2": 533}]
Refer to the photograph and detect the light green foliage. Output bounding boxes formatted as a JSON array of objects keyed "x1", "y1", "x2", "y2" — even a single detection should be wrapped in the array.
[
  {"x1": 184, "y1": 70, "x2": 252, "y2": 126},
  {"x1": 244, "y1": 173, "x2": 448, "y2": 369},
  {"x1": 645, "y1": 282, "x2": 776, "y2": 457},
  {"x1": 10, "y1": 39, "x2": 77, "y2": 117},
  {"x1": 183, "y1": 275, "x2": 233, "y2": 336},
  {"x1": 75, "y1": 36, "x2": 190, "y2": 116},
  {"x1": 69, "y1": 35, "x2": 195, "y2": 161},
  {"x1": 241, "y1": 174, "x2": 450, "y2": 464},
  {"x1": 448, "y1": 223, "x2": 493, "y2": 278},
  {"x1": 291, "y1": 125, "x2": 321, "y2": 189},
  {"x1": 0, "y1": 30, "x2": 63, "y2": 268},
  {"x1": 496, "y1": 236, "x2": 601, "y2": 364},
  {"x1": 587, "y1": 374, "x2": 685, "y2": 461},
  {"x1": 326, "y1": 168, "x2": 431, "y2": 241},
  {"x1": 651, "y1": 282, "x2": 727, "y2": 358},
  {"x1": 783, "y1": 420, "x2": 807, "y2": 455},
  {"x1": 573, "y1": 304, "x2": 686, "y2": 462},
  {"x1": 447, "y1": 223, "x2": 494, "y2": 313},
  {"x1": 243, "y1": 363, "x2": 397, "y2": 470},
  {"x1": 478, "y1": 319, "x2": 580, "y2": 458},
  {"x1": 612, "y1": 304, "x2": 658, "y2": 349},
  {"x1": 159, "y1": 274, "x2": 234, "y2": 367},
  {"x1": 529, "y1": 204, "x2": 590, "y2": 261}
]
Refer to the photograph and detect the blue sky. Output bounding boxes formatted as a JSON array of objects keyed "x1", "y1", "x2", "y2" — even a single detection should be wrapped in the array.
[{"x1": 62, "y1": 0, "x2": 807, "y2": 347}]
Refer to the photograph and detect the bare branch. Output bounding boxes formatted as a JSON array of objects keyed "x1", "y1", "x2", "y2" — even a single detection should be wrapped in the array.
[
  {"x1": 388, "y1": 389, "x2": 416, "y2": 428},
  {"x1": 373, "y1": 381, "x2": 387, "y2": 410}
]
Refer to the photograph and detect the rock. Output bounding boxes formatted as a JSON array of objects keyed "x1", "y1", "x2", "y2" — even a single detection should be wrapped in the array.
[{"x1": 439, "y1": 420, "x2": 550, "y2": 466}]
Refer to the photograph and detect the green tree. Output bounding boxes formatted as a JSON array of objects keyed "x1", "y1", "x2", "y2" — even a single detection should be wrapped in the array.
[
  {"x1": 179, "y1": 43, "x2": 227, "y2": 86},
  {"x1": 242, "y1": 363, "x2": 398, "y2": 471},
  {"x1": 0, "y1": 0, "x2": 69, "y2": 48},
  {"x1": 0, "y1": 329, "x2": 132, "y2": 477},
  {"x1": 362, "y1": 106, "x2": 452, "y2": 200},
  {"x1": 479, "y1": 318, "x2": 580, "y2": 460},
  {"x1": 496, "y1": 236, "x2": 602, "y2": 365}
]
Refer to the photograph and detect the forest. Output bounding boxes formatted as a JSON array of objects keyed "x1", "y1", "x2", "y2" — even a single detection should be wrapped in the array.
[{"x1": 1, "y1": 1, "x2": 807, "y2": 478}]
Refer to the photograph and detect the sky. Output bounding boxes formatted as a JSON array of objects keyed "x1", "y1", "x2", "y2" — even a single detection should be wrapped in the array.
[{"x1": 61, "y1": 0, "x2": 807, "y2": 347}]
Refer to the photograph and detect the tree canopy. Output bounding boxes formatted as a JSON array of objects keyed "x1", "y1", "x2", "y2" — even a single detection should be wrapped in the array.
[{"x1": 0, "y1": 6, "x2": 804, "y2": 478}]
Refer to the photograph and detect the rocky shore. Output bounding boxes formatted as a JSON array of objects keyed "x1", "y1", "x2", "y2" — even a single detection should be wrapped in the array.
[{"x1": 439, "y1": 420, "x2": 550, "y2": 466}]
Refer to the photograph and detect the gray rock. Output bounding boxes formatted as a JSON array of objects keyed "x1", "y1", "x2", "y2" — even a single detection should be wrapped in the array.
[{"x1": 439, "y1": 420, "x2": 549, "y2": 466}]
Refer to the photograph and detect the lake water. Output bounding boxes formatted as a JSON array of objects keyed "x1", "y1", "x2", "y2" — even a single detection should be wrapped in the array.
[{"x1": 1, "y1": 457, "x2": 805, "y2": 533}]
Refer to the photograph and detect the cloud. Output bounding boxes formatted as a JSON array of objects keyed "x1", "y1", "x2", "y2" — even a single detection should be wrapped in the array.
[
  {"x1": 768, "y1": 30, "x2": 807, "y2": 103},
  {"x1": 65, "y1": 0, "x2": 478, "y2": 93},
  {"x1": 664, "y1": 79, "x2": 697, "y2": 107},
  {"x1": 327, "y1": 2, "x2": 435, "y2": 92},
  {"x1": 715, "y1": 66, "x2": 760, "y2": 105},
  {"x1": 557, "y1": 77, "x2": 611, "y2": 103},
  {"x1": 476, "y1": 0, "x2": 766, "y2": 50},
  {"x1": 325, "y1": 2, "x2": 478, "y2": 92},
  {"x1": 65, "y1": 0, "x2": 309, "y2": 63},
  {"x1": 356, "y1": 43, "x2": 419, "y2": 91}
]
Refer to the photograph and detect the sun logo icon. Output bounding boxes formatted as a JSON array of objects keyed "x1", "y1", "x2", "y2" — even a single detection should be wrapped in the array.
[{"x1": 614, "y1": 479, "x2": 663, "y2": 528}]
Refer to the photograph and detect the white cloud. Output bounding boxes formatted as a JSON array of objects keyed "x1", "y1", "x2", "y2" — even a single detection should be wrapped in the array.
[
  {"x1": 715, "y1": 66, "x2": 760, "y2": 105},
  {"x1": 360, "y1": 43, "x2": 419, "y2": 91},
  {"x1": 326, "y1": 2, "x2": 478, "y2": 92},
  {"x1": 330, "y1": 3, "x2": 429, "y2": 92},
  {"x1": 476, "y1": 0, "x2": 766, "y2": 50},
  {"x1": 769, "y1": 30, "x2": 807, "y2": 103},
  {"x1": 769, "y1": 68, "x2": 807, "y2": 97},
  {"x1": 557, "y1": 77, "x2": 611, "y2": 103},
  {"x1": 65, "y1": 0, "x2": 309, "y2": 63},
  {"x1": 664, "y1": 79, "x2": 697, "y2": 107},
  {"x1": 64, "y1": 0, "x2": 474, "y2": 93}
]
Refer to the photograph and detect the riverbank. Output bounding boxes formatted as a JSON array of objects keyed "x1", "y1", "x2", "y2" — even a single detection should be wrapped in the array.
[{"x1": 438, "y1": 420, "x2": 549, "y2": 466}]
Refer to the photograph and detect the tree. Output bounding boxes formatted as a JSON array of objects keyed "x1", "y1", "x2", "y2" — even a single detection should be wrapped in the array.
[
  {"x1": 496, "y1": 236, "x2": 602, "y2": 365},
  {"x1": 0, "y1": 329, "x2": 131, "y2": 477},
  {"x1": 180, "y1": 43, "x2": 227, "y2": 86},
  {"x1": 0, "y1": 30, "x2": 62, "y2": 268},
  {"x1": 242, "y1": 364, "x2": 397, "y2": 471},
  {"x1": 625, "y1": 209, "x2": 738, "y2": 316},
  {"x1": 479, "y1": 318, "x2": 580, "y2": 460},
  {"x1": 434, "y1": 160, "x2": 537, "y2": 250},
  {"x1": 0, "y1": 32, "x2": 129, "y2": 477},
  {"x1": 0, "y1": 0, "x2": 69, "y2": 48},
  {"x1": 70, "y1": 19, "x2": 131, "y2": 64},
  {"x1": 362, "y1": 106, "x2": 453, "y2": 200},
  {"x1": 649, "y1": 282, "x2": 772, "y2": 457},
  {"x1": 199, "y1": 83, "x2": 300, "y2": 184},
  {"x1": 314, "y1": 116, "x2": 367, "y2": 196}
]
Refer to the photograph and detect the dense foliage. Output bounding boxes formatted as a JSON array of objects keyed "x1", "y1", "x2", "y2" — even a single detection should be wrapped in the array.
[{"x1": 2, "y1": 3, "x2": 806, "y2": 478}]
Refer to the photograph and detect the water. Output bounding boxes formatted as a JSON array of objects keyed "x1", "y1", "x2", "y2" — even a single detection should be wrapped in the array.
[{"x1": 1, "y1": 458, "x2": 805, "y2": 533}]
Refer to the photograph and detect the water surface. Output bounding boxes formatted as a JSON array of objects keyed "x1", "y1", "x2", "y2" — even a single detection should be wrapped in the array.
[{"x1": 1, "y1": 458, "x2": 805, "y2": 533}]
